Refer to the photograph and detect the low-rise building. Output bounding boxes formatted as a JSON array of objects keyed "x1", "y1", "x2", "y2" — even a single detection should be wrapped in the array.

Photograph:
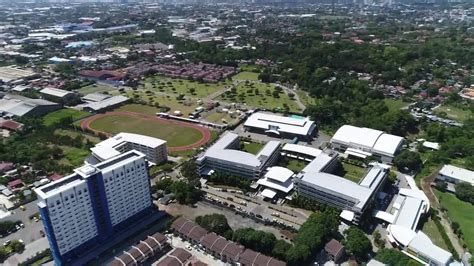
[
  {"x1": 0, "y1": 94, "x2": 61, "y2": 117},
  {"x1": 256, "y1": 166, "x2": 294, "y2": 199},
  {"x1": 89, "y1": 132, "x2": 167, "y2": 165},
  {"x1": 331, "y1": 125, "x2": 404, "y2": 163},
  {"x1": 40, "y1": 87, "x2": 78, "y2": 104},
  {"x1": 244, "y1": 112, "x2": 316, "y2": 140},
  {"x1": 325, "y1": 239, "x2": 345, "y2": 263},
  {"x1": 82, "y1": 95, "x2": 129, "y2": 113},
  {"x1": 197, "y1": 132, "x2": 280, "y2": 179},
  {"x1": 437, "y1": 164, "x2": 474, "y2": 186}
]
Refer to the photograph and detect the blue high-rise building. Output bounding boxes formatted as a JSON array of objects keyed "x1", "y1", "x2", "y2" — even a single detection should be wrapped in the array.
[{"x1": 35, "y1": 150, "x2": 153, "y2": 265}]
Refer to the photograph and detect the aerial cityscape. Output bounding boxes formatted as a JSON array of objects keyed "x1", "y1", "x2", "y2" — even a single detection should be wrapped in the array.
[{"x1": 0, "y1": 1, "x2": 473, "y2": 266}]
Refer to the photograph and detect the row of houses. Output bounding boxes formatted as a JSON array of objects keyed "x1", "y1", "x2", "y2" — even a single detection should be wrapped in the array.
[{"x1": 171, "y1": 217, "x2": 286, "y2": 266}]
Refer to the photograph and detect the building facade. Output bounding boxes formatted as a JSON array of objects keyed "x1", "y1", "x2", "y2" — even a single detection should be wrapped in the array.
[{"x1": 35, "y1": 150, "x2": 153, "y2": 265}]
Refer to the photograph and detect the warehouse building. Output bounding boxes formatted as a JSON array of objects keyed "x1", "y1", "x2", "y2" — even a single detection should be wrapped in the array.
[
  {"x1": 40, "y1": 87, "x2": 78, "y2": 104},
  {"x1": 89, "y1": 132, "x2": 167, "y2": 165},
  {"x1": 197, "y1": 132, "x2": 280, "y2": 179},
  {"x1": 0, "y1": 94, "x2": 61, "y2": 117},
  {"x1": 0, "y1": 66, "x2": 38, "y2": 84},
  {"x1": 330, "y1": 125, "x2": 404, "y2": 163},
  {"x1": 82, "y1": 95, "x2": 129, "y2": 113},
  {"x1": 244, "y1": 112, "x2": 316, "y2": 139}
]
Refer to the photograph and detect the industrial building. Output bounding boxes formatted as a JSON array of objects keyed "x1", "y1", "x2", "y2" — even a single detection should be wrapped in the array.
[
  {"x1": 330, "y1": 125, "x2": 404, "y2": 163},
  {"x1": 0, "y1": 66, "x2": 38, "y2": 84},
  {"x1": 82, "y1": 95, "x2": 129, "y2": 113},
  {"x1": 0, "y1": 94, "x2": 61, "y2": 117},
  {"x1": 40, "y1": 87, "x2": 78, "y2": 104},
  {"x1": 437, "y1": 164, "x2": 474, "y2": 186},
  {"x1": 88, "y1": 132, "x2": 167, "y2": 165},
  {"x1": 35, "y1": 150, "x2": 154, "y2": 266},
  {"x1": 294, "y1": 152, "x2": 387, "y2": 223},
  {"x1": 197, "y1": 132, "x2": 280, "y2": 179},
  {"x1": 243, "y1": 112, "x2": 316, "y2": 139}
]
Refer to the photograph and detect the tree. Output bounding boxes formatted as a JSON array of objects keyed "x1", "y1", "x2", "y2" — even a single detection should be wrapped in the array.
[
  {"x1": 9, "y1": 240, "x2": 24, "y2": 253},
  {"x1": 232, "y1": 228, "x2": 277, "y2": 255},
  {"x1": 0, "y1": 246, "x2": 9, "y2": 262},
  {"x1": 195, "y1": 214, "x2": 232, "y2": 236},
  {"x1": 393, "y1": 150, "x2": 422, "y2": 172},
  {"x1": 272, "y1": 240, "x2": 292, "y2": 261},
  {"x1": 285, "y1": 244, "x2": 311, "y2": 265},
  {"x1": 180, "y1": 161, "x2": 198, "y2": 180},
  {"x1": 375, "y1": 248, "x2": 412, "y2": 266},
  {"x1": 454, "y1": 182, "x2": 474, "y2": 204},
  {"x1": 344, "y1": 226, "x2": 372, "y2": 262}
]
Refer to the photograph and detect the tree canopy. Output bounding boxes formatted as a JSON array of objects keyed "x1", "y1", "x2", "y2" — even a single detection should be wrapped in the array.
[{"x1": 343, "y1": 226, "x2": 372, "y2": 262}]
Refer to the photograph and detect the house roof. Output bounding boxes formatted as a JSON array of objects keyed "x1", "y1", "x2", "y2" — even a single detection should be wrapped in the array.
[
  {"x1": 325, "y1": 239, "x2": 344, "y2": 257},
  {"x1": 439, "y1": 164, "x2": 474, "y2": 185}
]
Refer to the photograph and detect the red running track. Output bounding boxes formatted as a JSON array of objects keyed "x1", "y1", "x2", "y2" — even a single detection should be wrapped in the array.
[{"x1": 80, "y1": 111, "x2": 212, "y2": 152}]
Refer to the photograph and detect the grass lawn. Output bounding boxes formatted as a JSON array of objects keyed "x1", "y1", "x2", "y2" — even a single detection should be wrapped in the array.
[
  {"x1": 434, "y1": 189, "x2": 474, "y2": 252},
  {"x1": 218, "y1": 82, "x2": 300, "y2": 112},
  {"x1": 422, "y1": 217, "x2": 449, "y2": 250},
  {"x1": 296, "y1": 90, "x2": 315, "y2": 107},
  {"x1": 115, "y1": 104, "x2": 161, "y2": 115},
  {"x1": 89, "y1": 114, "x2": 203, "y2": 147},
  {"x1": 434, "y1": 104, "x2": 473, "y2": 122},
  {"x1": 384, "y1": 99, "x2": 410, "y2": 111},
  {"x1": 43, "y1": 109, "x2": 90, "y2": 127},
  {"x1": 232, "y1": 71, "x2": 259, "y2": 81},
  {"x1": 341, "y1": 162, "x2": 367, "y2": 183},
  {"x1": 59, "y1": 146, "x2": 90, "y2": 166},
  {"x1": 126, "y1": 91, "x2": 198, "y2": 115},
  {"x1": 278, "y1": 158, "x2": 307, "y2": 173},
  {"x1": 242, "y1": 142, "x2": 264, "y2": 155},
  {"x1": 78, "y1": 84, "x2": 117, "y2": 95},
  {"x1": 141, "y1": 75, "x2": 228, "y2": 98},
  {"x1": 54, "y1": 129, "x2": 101, "y2": 144},
  {"x1": 239, "y1": 64, "x2": 260, "y2": 72},
  {"x1": 202, "y1": 112, "x2": 237, "y2": 124}
]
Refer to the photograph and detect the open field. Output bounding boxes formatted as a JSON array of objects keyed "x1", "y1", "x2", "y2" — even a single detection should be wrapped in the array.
[
  {"x1": 238, "y1": 65, "x2": 260, "y2": 72},
  {"x1": 201, "y1": 111, "x2": 238, "y2": 124},
  {"x1": 126, "y1": 91, "x2": 198, "y2": 115},
  {"x1": 434, "y1": 189, "x2": 474, "y2": 252},
  {"x1": 242, "y1": 142, "x2": 264, "y2": 155},
  {"x1": 78, "y1": 84, "x2": 117, "y2": 95},
  {"x1": 58, "y1": 146, "x2": 90, "y2": 167},
  {"x1": 232, "y1": 71, "x2": 259, "y2": 81},
  {"x1": 43, "y1": 108, "x2": 90, "y2": 127},
  {"x1": 434, "y1": 104, "x2": 473, "y2": 122},
  {"x1": 115, "y1": 103, "x2": 161, "y2": 116},
  {"x1": 54, "y1": 129, "x2": 101, "y2": 144},
  {"x1": 422, "y1": 217, "x2": 449, "y2": 250},
  {"x1": 141, "y1": 75, "x2": 228, "y2": 98},
  {"x1": 340, "y1": 162, "x2": 366, "y2": 183},
  {"x1": 296, "y1": 90, "x2": 315, "y2": 107},
  {"x1": 218, "y1": 82, "x2": 300, "y2": 112},
  {"x1": 384, "y1": 99, "x2": 410, "y2": 111}
]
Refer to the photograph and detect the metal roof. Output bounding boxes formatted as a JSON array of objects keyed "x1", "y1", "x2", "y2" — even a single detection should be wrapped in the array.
[
  {"x1": 244, "y1": 112, "x2": 316, "y2": 136},
  {"x1": 439, "y1": 165, "x2": 474, "y2": 185}
]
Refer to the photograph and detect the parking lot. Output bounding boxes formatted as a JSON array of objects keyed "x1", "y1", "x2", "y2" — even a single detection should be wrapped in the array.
[{"x1": 0, "y1": 200, "x2": 44, "y2": 245}]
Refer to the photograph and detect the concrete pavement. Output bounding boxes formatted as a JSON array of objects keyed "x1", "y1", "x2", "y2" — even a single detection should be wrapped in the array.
[{"x1": 4, "y1": 238, "x2": 49, "y2": 266}]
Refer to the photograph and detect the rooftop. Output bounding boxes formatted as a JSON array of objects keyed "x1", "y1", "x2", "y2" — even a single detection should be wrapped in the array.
[
  {"x1": 40, "y1": 87, "x2": 74, "y2": 98},
  {"x1": 244, "y1": 112, "x2": 316, "y2": 136},
  {"x1": 439, "y1": 164, "x2": 474, "y2": 185}
]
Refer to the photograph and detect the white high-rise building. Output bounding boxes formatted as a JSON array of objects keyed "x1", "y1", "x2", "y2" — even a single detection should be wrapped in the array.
[{"x1": 35, "y1": 150, "x2": 153, "y2": 266}]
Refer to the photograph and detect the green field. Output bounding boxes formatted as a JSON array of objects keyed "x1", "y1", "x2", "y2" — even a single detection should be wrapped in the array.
[
  {"x1": 115, "y1": 104, "x2": 161, "y2": 115},
  {"x1": 43, "y1": 109, "x2": 90, "y2": 127},
  {"x1": 126, "y1": 91, "x2": 198, "y2": 115},
  {"x1": 55, "y1": 129, "x2": 101, "y2": 144},
  {"x1": 141, "y1": 75, "x2": 228, "y2": 98},
  {"x1": 434, "y1": 189, "x2": 474, "y2": 252},
  {"x1": 89, "y1": 114, "x2": 203, "y2": 147},
  {"x1": 384, "y1": 99, "x2": 410, "y2": 111},
  {"x1": 202, "y1": 111, "x2": 237, "y2": 124},
  {"x1": 242, "y1": 142, "x2": 264, "y2": 154},
  {"x1": 341, "y1": 162, "x2": 367, "y2": 183},
  {"x1": 232, "y1": 71, "x2": 259, "y2": 81},
  {"x1": 278, "y1": 158, "x2": 307, "y2": 173},
  {"x1": 422, "y1": 218, "x2": 449, "y2": 250},
  {"x1": 434, "y1": 104, "x2": 473, "y2": 122},
  {"x1": 58, "y1": 146, "x2": 90, "y2": 166},
  {"x1": 218, "y1": 82, "x2": 300, "y2": 112},
  {"x1": 296, "y1": 90, "x2": 315, "y2": 107},
  {"x1": 78, "y1": 84, "x2": 117, "y2": 95}
]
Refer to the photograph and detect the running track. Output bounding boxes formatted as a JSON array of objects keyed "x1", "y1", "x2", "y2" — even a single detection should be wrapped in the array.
[{"x1": 80, "y1": 111, "x2": 212, "y2": 152}]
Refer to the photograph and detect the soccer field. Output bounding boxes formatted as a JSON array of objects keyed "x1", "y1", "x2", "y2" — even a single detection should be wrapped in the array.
[{"x1": 88, "y1": 114, "x2": 205, "y2": 148}]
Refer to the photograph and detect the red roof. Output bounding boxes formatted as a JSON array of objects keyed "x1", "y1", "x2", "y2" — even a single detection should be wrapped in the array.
[
  {"x1": 8, "y1": 179, "x2": 23, "y2": 188},
  {"x1": 48, "y1": 174, "x2": 63, "y2": 181},
  {"x1": 0, "y1": 120, "x2": 23, "y2": 131},
  {"x1": 0, "y1": 162, "x2": 14, "y2": 172}
]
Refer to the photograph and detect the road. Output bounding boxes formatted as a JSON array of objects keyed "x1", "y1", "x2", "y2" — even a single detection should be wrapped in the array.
[{"x1": 274, "y1": 83, "x2": 306, "y2": 112}]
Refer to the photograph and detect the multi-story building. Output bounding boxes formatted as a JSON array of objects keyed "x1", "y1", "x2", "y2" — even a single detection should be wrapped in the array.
[
  {"x1": 35, "y1": 150, "x2": 153, "y2": 265},
  {"x1": 196, "y1": 132, "x2": 280, "y2": 179},
  {"x1": 294, "y1": 152, "x2": 387, "y2": 224},
  {"x1": 88, "y1": 132, "x2": 167, "y2": 165}
]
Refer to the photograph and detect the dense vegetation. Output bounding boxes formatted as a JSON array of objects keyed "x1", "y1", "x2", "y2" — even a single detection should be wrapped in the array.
[
  {"x1": 375, "y1": 249, "x2": 419, "y2": 266},
  {"x1": 195, "y1": 214, "x2": 232, "y2": 237},
  {"x1": 454, "y1": 183, "x2": 474, "y2": 204},
  {"x1": 343, "y1": 226, "x2": 373, "y2": 262}
]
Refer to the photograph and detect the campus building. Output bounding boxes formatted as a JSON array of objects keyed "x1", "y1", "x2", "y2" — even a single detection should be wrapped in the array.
[
  {"x1": 437, "y1": 164, "x2": 474, "y2": 186},
  {"x1": 243, "y1": 112, "x2": 316, "y2": 139},
  {"x1": 294, "y1": 152, "x2": 387, "y2": 223},
  {"x1": 40, "y1": 87, "x2": 78, "y2": 104},
  {"x1": 88, "y1": 132, "x2": 167, "y2": 165},
  {"x1": 256, "y1": 166, "x2": 294, "y2": 199},
  {"x1": 0, "y1": 94, "x2": 61, "y2": 117},
  {"x1": 35, "y1": 150, "x2": 154, "y2": 266},
  {"x1": 330, "y1": 125, "x2": 404, "y2": 163},
  {"x1": 196, "y1": 132, "x2": 280, "y2": 179}
]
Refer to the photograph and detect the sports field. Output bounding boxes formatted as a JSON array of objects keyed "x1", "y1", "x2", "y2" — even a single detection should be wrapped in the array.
[
  {"x1": 81, "y1": 111, "x2": 212, "y2": 151},
  {"x1": 43, "y1": 108, "x2": 90, "y2": 127}
]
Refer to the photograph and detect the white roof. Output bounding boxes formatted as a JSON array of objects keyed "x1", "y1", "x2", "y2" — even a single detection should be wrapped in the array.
[
  {"x1": 282, "y1": 144, "x2": 322, "y2": 158},
  {"x1": 439, "y1": 165, "x2": 474, "y2": 185},
  {"x1": 83, "y1": 95, "x2": 129, "y2": 111},
  {"x1": 422, "y1": 141, "x2": 440, "y2": 150},
  {"x1": 244, "y1": 112, "x2": 316, "y2": 136},
  {"x1": 264, "y1": 167, "x2": 294, "y2": 183},
  {"x1": 408, "y1": 231, "x2": 452, "y2": 264},
  {"x1": 199, "y1": 132, "x2": 280, "y2": 169},
  {"x1": 40, "y1": 87, "x2": 73, "y2": 98},
  {"x1": 0, "y1": 94, "x2": 58, "y2": 116},
  {"x1": 82, "y1": 93, "x2": 111, "y2": 102},
  {"x1": 261, "y1": 188, "x2": 277, "y2": 199},
  {"x1": 340, "y1": 210, "x2": 355, "y2": 221},
  {"x1": 331, "y1": 125, "x2": 404, "y2": 157},
  {"x1": 345, "y1": 148, "x2": 372, "y2": 159},
  {"x1": 91, "y1": 132, "x2": 166, "y2": 161},
  {"x1": 393, "y1": 196, "x2": 424, "y2": 231}
]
